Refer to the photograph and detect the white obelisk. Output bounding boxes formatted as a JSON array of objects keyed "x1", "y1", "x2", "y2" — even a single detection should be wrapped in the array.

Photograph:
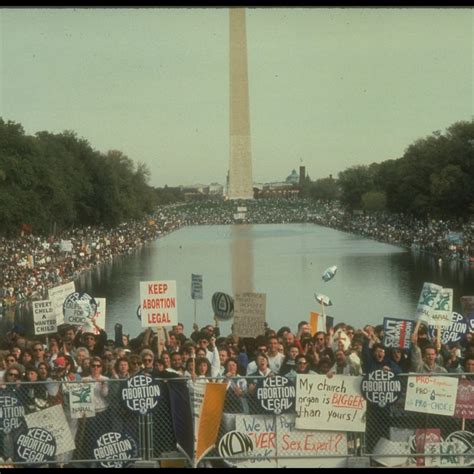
[{"x1": 228, "y1": 8, "x2": 254, "y2": 200}]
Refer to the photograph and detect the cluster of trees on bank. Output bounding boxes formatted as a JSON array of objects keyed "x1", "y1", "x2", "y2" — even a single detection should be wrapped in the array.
[
  {"x1": 302, "y1": 120, "x2": 474, "y2": 219},
  {"x1": 0, "y1": 119, "x2": 184, "y2": 236}
]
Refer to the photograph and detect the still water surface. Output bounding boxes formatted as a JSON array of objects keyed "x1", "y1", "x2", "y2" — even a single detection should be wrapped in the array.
[{"x1": 71, "y1": 224, "x2": 474, "y2": 338}]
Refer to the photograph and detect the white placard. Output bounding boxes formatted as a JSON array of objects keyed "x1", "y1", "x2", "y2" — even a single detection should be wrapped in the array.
[
  {"x1": 70, "y1": 382, "x2": 95, "y2": 418},
  {"x1": 48, "y1": 281, "x2": 76, "y2": 326},
  {"x1": 405, "y1": 375, "x2": 459, "y2": 416},
  {"x1": 295, "y1": 374, "x2": 366, "y2": 432},
  {"x1": 25, "y1": 405, "x2": 75, "y2": 455},
  {"x1": 33, "y1": 300, "x2": 57, "y2": 335},
  {"x1": 140, "y1": 281, "x2": 177, "y2": 327},
  {"x1": 82, "y1": 298, "x2": 106, "y2": 334}
]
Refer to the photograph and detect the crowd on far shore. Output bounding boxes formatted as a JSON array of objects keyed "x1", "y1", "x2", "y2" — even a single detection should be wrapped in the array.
[{"x1": 1, "y1": 198, "x2": 473, "y2": 311}]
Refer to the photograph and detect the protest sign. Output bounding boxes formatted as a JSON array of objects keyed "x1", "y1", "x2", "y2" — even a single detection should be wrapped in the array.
[
  {"x1": 82, "y1": 297, "x2": 106, "y2": 334},
  {"x1": 361, "y1": 369, "x2": 402, "y2": 407},
  {"x1": 372, "y1": 437, "x2": 410, "y2": 467},
  {"x1": 424, "y1": 441, "x2": 465, "y2": 467},
  {"x1": 454, "y1": 379, "x2": 474, "y2": 419},
  {"x1": 121, "y1": 374, "x2": 161, "y2": 415},
  {"x1": 191, "y1": 274, "x2": 203, "y2": 300},
  {"x1": 25, "y1": 405, "x2": 75, "y2": 455},
  {"x1": 48, "y1": 281, "x2": 76, "y2": 326},
  {"x1": 276, "y1": 414, "x2": 347, "y2": 468},
  {"x1": 218, "y1": 431, "x2": 253, "y2": 461},
  {"x1": 430, "y1": 288, "x2": 453, "y2": 328},
  {"x1": 232, "y1": 292, "x2": 266, "y2": 338},
  {"x1": 256, "y1": 376, "x2": 295, "y2": 414},
  {"x1": 15, "y1": 427, "x2": 56, "y2": 463},
  {"x1": 414, "y1": 282, "x2": 442, "y2": 324},
  {"x1": 414, "y1": 428, "x2": 441, "y2": 467},
  {"x1": 405, "y1": 375, "x2": 458, "y2": 416},
  {"x1": 234, "y1": 415, "x2": 277, "y2": 468},
  {"x1": 295, "y1": 374, "x2": 366, "y2": 432},
  {"x1": 140, "y1": 280, "x2": 177, "y2": 327},
  {"x1": 0, "y1": 390, "x2": 25, "y2": 434},
  {"x1": 33, "y1": 300, "x2": 57, "y2": 335},
  {"x1": 212, "y1": 292, "x2": 234, "y2": 321},
  {"x1": 59, "y1": 240, "x2": 73, "y2": 252},
  {"x1": 428, "y1": 312, "x2": 468, "y2": 344},
  {"x1": 93, "y1": 432, "x2": 138, "y2": 468},
  {"x1": 63, "y1": 292, "x2": 97, "y2": 326},
  {"x1": 195, "y1": 382, "x2": 227, "y2": 467},
  {"x1": 383, "y1": 317, "x2": 414, "y2": 349},
  {"x1": 70, "y1": 382, "x2": 95, "y2": 418}
]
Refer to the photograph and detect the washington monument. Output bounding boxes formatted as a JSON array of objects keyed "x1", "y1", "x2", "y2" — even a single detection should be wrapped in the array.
[{"x1": 227, "y1": 8, "x2": 254, "y2": 200}]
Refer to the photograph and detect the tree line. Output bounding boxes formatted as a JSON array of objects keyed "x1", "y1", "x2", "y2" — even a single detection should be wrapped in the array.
[
  {"x1": 302, "y1": 120, "x2": 474, "y2": 219},
  {"x1": 0, "y1": 119, "x2": 184, "y2": 236},
  {"x1": 1, "y1": 118, "x2": 473, "y2": 236}
]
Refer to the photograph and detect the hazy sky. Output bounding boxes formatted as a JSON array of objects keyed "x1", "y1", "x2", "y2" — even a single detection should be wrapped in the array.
[{"x1": 1, "y1": 8, "x2": 472, "y2": 188}]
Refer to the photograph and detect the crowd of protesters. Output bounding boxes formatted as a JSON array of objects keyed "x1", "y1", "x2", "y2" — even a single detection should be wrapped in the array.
[
  {"x1": 1, "y1": 198, "x2": 473, "y2": 314},
  {"x1": 0, "y1": 311, "x2": 473, "y2": 466}
]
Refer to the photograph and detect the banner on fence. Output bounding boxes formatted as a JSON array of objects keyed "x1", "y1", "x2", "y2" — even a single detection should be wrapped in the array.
[
  {"x1": 234, "y1": 415, "x2": 277, "y2": 468},
  {"x1": 276, "y1": 414, "x2": 347, "y2": 468},
  {"x1": 140, "y1": 281, "x2": 177, "y2": 327},
  {"x1": 0, "y1": 390, "x2": 25, "y2": 433},
  {"x1": 405, "y1": 375, "x2": 459, "y2": 416},
  {"x1": 295, "y1": 374, "x2": 366, "y2": 432},
  {"x1": 24, "y1": 405, "x2": 75, "y2": 456},
  {"x1": 232, "y1": 293, "x2": 266, "y2": 338},
  {"x1": 69, "y1": 383, "x2": 95, "y2": 418},
  {"x1": 454, "y1": 379, "x2": 474, "y2": 419},
  {"x1": 383, "y1": 318, "x2": 414, "y2": 349},
  {"x1": 195, "y1": 382, "x2": 227, "y2": 467},
  {"x1": 33, "y1": 300, "x2": 57, "y2": 335}
]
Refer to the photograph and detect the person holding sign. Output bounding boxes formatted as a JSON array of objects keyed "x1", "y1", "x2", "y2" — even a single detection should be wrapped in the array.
[
  {"x1": 410, "y1": 330, "x2": 447, "y2": 374},
  {"x1": 247, "y1": 353, "x2": 275, "y2": 414}
]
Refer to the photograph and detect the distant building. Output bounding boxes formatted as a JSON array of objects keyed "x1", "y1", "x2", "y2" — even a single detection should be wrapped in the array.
[{"x1": 286, "y1": 169, "x2": 299, "y2": 184}]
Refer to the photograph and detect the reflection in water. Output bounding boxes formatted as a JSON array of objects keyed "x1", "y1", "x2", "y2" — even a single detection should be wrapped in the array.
[{"x1": 231, "y1": 225, "x2": 254, "y2": 295}]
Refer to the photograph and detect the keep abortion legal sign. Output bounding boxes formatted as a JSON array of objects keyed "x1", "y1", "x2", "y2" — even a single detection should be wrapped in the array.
[{"x1": 139, "y1": 281, "x2": 177, "y2": 327}]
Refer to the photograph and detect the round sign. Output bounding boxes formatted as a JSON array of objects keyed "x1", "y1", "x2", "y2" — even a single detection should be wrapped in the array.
[
  {"x1": 15, "y1": 427, "x2": 56, "y2": 463},
  {"x1": 121, "y1": 374, "x2": 161, "y2": 415},
  {"x1": 218, "y1": 431, "x2": 253, "y2": 459},
  {"x1": 63, "y1": 291, "x2": 98, "y2": 322},
  {"x1": 136, "y1": 305, "x2": 141, "y2": 321},
  {"x1": 0, "y1": 390, "x2": 25, "y2": 434},
  {"x1": 212, "y1": 292, "x2": 234, "y2": 321},
  {"x1": 428, "y1": 312, "x2": 468, "y2": 344},
  {"x1": 256, "y1": 375, "x2": 295, "y2": 414},
  {"x1": 361, "y1": 369, "x2": 402, "y2": 408},
  {"x1": 93, "y1": 431, "x2": 138, "y2": 468}
]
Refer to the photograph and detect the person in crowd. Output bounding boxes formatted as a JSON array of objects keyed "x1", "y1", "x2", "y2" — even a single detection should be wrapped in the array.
[
  {"x1": 245, "y1": 338, "x2": 269, "y2": 375},
  {"x1": 169, "y1": 351, "x2": 185, "y2": 376},
  {"x1": 384, "y1": 347, "x2": 409, "y2": 373},
  {"x1": 81, "y1": 356, "x2": 110, "y2": 464},
  {"x1": 221, "y1": 357, "x2": 248, "y2": 433},
  {"x1": 313, "y1": 331, "x2": 334, "y2": 364},
  {"x1": 20, "y1": 348, "x2": 34, "y2": 368},
  {"x1": 139, "y1": 348, "x2": 154, "y2": 374},
  {"x1": 217, "y1": 346, "x2": 230, "y2": 376},
  {"x1": 362, "y1": 342, "x2": 401, "y2": 374},
  {"x1": 330, "y1": 348, "x2": 361, "y2": 375},
  {"x1": 160, "y1": 351, "x2": 172, "y2": 370},
  {"x1": 280, "y1": 344, "x2": 301, "y2": 376},
  {"x1": 197, "y1": 332, "x2": 220, "y2": 377},
  {"x1": 128, "y1": 354, "x2": 142, "y2": 376},
  {"x1": 31, "y1": 341, "x2": 47, "y2": 368},
  {"x1": 247, "y1": 353, "x2": 274, "y2": 414},
  {"x1": 265, "y1": 336, "x2": 285, "y2": 374},
  {"x1": 58, "y1": 325, "x2": 77, "y2": 356},
  {"x1": 20, "y1": 365, "x2": 50, "y2": 413},
  {"x1": 73, "y1": 347, "x2": 90, "y2": 375}
]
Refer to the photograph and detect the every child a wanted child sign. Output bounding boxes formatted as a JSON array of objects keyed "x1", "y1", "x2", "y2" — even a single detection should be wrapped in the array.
[{"x1": 140, "y1": 281, "x2": 177, "y2": 327}]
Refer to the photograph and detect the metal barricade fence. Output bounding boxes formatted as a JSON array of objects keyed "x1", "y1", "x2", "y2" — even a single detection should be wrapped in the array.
[{"x1": 1, "y1": 373, "x2": 472, "y2": 468}]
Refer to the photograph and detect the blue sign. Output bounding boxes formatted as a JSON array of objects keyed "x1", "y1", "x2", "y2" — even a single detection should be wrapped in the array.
[
  {"x1": 361, "y1": 369, "x2": 402, "y2": 408},
  {"x1": 121, "y1": 374, "x2": 161, "y2": 415},
  {"x1": 93, "y1": 432, "x2": 138, "y2": 468},
  {"x1": 428, "y1": 312, "x2": 468, "y2": 344},
  {"x1": 0, "y1": 391, "x2": 25, "y2": 434},
  {"x1": 256, "y1": 375, "x2": 295, "y2": 414},
  {"x1": 15, "y1": 427, "x2": 56, "y2": 463}
]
